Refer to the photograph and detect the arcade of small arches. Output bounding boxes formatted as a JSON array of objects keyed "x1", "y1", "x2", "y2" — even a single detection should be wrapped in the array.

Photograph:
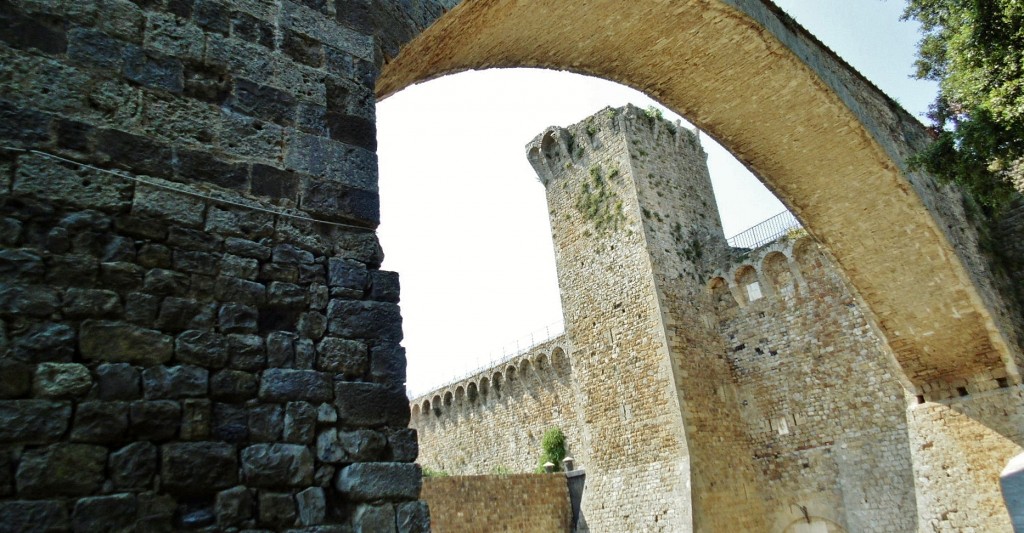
[
  {"x1": 709, "y1": 236, "x2": 829, "y2": 311},
  {"x1": 410, "y1": 343, "x2": 573, "y2": 422}
]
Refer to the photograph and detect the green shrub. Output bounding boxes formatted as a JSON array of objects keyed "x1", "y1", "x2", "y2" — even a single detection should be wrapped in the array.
[
  {"x1": 537, "y1": 427, "x2": 567, "y2": 472},
  {"x1": 422, "y1": 466, "x2": 449, "y2": 478}
]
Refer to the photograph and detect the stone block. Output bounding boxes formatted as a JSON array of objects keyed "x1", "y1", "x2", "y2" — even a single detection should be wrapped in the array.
[
  {"x1": 0, "y1": 399, "x2": 70, "y2": 444},
  {"x1": 325, "y1": 112, "x2": 375, "y2": 151},
  {"x1": 215, "y1": 485, "x2": 253, "y2": 527},
  {"x1": 258, "y1": 491, "x2": 297, "y2": 527},
  {"x1": 296, "y1": 486, "x2": 326, "y2": 526},
  {"x1": 63, "y1": 288, "x2": 122, "y2": 318},
  {"x1": 334, "y1": 381, "x2": 409, "y2": 426},
  {"x1": 180, "y1": 398, "x2": 212, "y2": 440},
  {"x1": 80, "y1": 320, "x2": 173, "y2": 365},
  {"x1": 218, "y1": 303, "x2": 258, "y2": 333},
  {"x1": 13, "y1": 322, "x2": 75, "y2": 363},
  {"x1": 316, "y1": 429, "x2": 346, "y2": 464},
  {"x1": 268, "y1": 281, "x2": 307, "y2": 307},
  {"x1": 230, "y1": 12, "x2": 274, "y2": 48},
  {"x1": 33, "y1": 362, "x2": 92, "y2": 399},
  {"x1": 227, "y1": 78, "x2": 297, "y2": 126},
  {"x1": 326, "y1": 300, "x2": 402, "y2": 342},
  {"x1": 336, "y1": 463, "x2": 421, "y2": 502},
  {"x1": 132, "y1": 184, "x2": 206, "y2": 227},
  {"x1": 215, "y1": 276, "x2": 267, "y2": 306},
  {"x1": 142, "y1": 365, "x2": 209, "y2": 399},
  {"x1": 273, "y1": 244, "x2": 315, "y2": 265},
  {"x1": 166, "y1": 226, "x2": 221, "y2": 252},
  {"x1": 327, "y1": 257, "x2": 367, "y2": 292},
  {"x1": 96, "y1": 363, "x2": 141, "y2": 400},
  {"x1": 368, "y1": 270, "x2": 400, "y2": 303},
  {"x1": 122, "y1": 46, "x2": 183, "y2": 93},
  {"x1": 94, "y1": 128, "x2": 174, "y2": 180},
  {"x1": 172, "y1": 250, "x2": 218, "y2": 276},
  {"x1": 73, "y1": 493, "x2": 137, "y2": 532},
  {"x1": 267, "y1": 331, "x2": 296, "y2": 368},
  {"x1": 240, "y1": 443, "x2": 314, "y2": 487},
  {"x1": 175, "y1": 330, "x2": 229, "y2": 368},
  {"x1": 247, "y1": 404, "x2": 283, "y2": 442},
  {"x1": 281, "y1": 28, "x2": 323, "y2": 67},
  {"x1": 210, "y1": 370, "x2": 258, "y2": 401},
  {"x1": 316, "y1": 336, "x2": 367, "y2": 376},
  {"x1": 260, "y1": 369, "x2": 332, "y2": 403},
  {"x1": 161, "y1": 442, "x2": 238, "y2": 495},
  {"x1": 143, "y1": 268, "x2": 190, "y2": 296},
  {"x1": 354, "y1": 504, "x2": 397, "y2": 533},
  {"x1": 338, "y1": 429, "x2": 387, "y2": 462},
  {"x1": 386, "y1": 428, "x2": 419, "y2": 463},
  {"x1": 251, "y1": 164, "x2": 300, "y2": 203},
  {"x1": 71, "y1": 401, "x2": 129, "y2": 443},
  {"x1": 16, "y1": 444, "x2": 107, "y2": 497},
  {"x1": 109, "y1": 441, "x2": 157, "y2": 489},
  {"x1": 298, "y1": 311, "x2": 327, "y2": 341},
  {"x1": 370, "y1": 343, "x2": 406, "y2": 386},
  {"x1": 284, "y1": 401, "x2": 317, "y2": 444},
  {"x1": 129, "y1": 400, "x2": 180, "y2": 441},
  {"x1": 99, "y1": 262, "x2": 145, "y2": 291},
  {"x1": 225, "y1": 237, "x2": 271, "y2": 260},
  {"x1": 0, "y1": 500, "x2": 70, "y2": 533},
  {"x1": 300, "y1": 178, "x2": 379, "y2": 226},
  {"x1": 228, "y1": 333, "x2": 265, "y2": 371},
  {"x1": 212, "y1": 403, "x2": 248, "y2": 443},
  {"x1": 0, "y1": 249, "x2": 43, "y2": 282},
  {"x1": 396, "y1": 501, "x2": 430, "y2": 533},
  {"x1": 221, "y1": 254, "x2": 259, "y2": 280},
  {"x1": 176, "y1": 148, "x2": 250, "y2": 190},
  {"x1": 0, "y1": 359, "x2": 31, "y2": 398},
  {"x1": 0, "y1": 284, "x2": 60, "y2": 317}
]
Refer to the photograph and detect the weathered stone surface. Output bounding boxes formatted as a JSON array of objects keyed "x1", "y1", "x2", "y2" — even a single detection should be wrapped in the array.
[
  {"x1": 62, "y1": 288, "x2": 122, "y2": 318},
  {"x1": 109, "y1": 441, "x2": 157, "y2": 489},
  {"x1": 33, "y1": 362, "x2": 92, "y2": 399},
  {"x1": 218, "y1": 303, "x2": 258, "y2": 333},
  {"x1": 353, "y1": 503, "x2": 397, "y2": 533},
  {"x1": 16, "y1": 444, "x2": 107, "y2": 497},
  {"x1": 212, "y1": 403, "x2": 249, "y2": 443},
  {"x1": 267, "y1": 331, "x2": 295, "y2": 368},
  {"x1": 13, "y1": 322, "x2": 75, "y2": 363},
  {"x1": 225, "y1": 237, "x2": 271, "y2": 260},
  {"x1": 387, "y1": 428, "x2": 419, "y2": 463},
  {"x1": 72, "y1": 493, "x2": 137, "y2": 533},
  {"x1": 368, "y1": 270, "x2": 400, "y2": 303},
  {"x1": 0, "y1": 500, "x2": 71, "y2": 532},
  {"x1": 327, "y1": 258, "x2": 367, "y2": 292},
  {"x1": 335, "y1": 463, "x2": 421, "y2": 501},
  {"x1": 258, "y1": 490, "x2": 297, "y2": 527},
  {"x1": 215, "y1": 485, "x2": 253, "y2": 528},
  {"x1": 334, "y1": 382, "x2": 409, "y2": 426},
  {"x1": 326, "y1": 299, "x2": 402, "y2": 342},
  {"x1": 96, "y1": 363, "x2": 141, "y2": 400},
  {"x1": 272, "y1": 244, "x2": 314, "y2": 265},
  {"x1": 268, "y1": 281, "x2": 306, "y2": 307},
  {"x1": 155, "y1": 297, "x2": 216, "y2": 331},
  {"x1": 129, "y1": 400, "x2": 180, "y2": 441},
  {"x1": 143, "y1": 268, "x2": 190, "y2": 296},
  {"x1": 80, "y1": 320, "x2": 173, "y2": 365},
  {"x1": 316, "y1": 337, "x2": 367, "y2": 376},
  {"x1": 71, "y1": 401, "x2": 129, "y2": 443},
  {"x1": 180, "y1": 398, "x2": 212, "y2": 440},
  {"x1": 284, "y1": 401, "x2": 317, "y2": 444},
  {"x1": 175, "y1": 330, "x2": 229, "y2": 367},
  {"x1": 161, "y1": 442, "x2": 238, "y2": 495},
  {"x1": 247, "y1": 404, "x2": 283, "y2": 442},
  {"x1": 215, "y1": 276, "x2": 266, "y2": 306},
  {"x1": 240, "y1": 443, "x2": 314, "y2": 487},
  {"x1": 338, "y1": 429, "x2": 386, "y2": 462},
  {"x1": 0, "y1": 359, "x2": 31, "y2": 398},
  {"x1": 370, "y1": 343, "x2": 406, "y2": 386},
  {"x1": 260, "y1": 369, "x2": 332, "y2": 403},
  {"x1": 316, "y1": 429, "x2": 346, "y2": 464},
  {"x1": 142, "y1": 365, "x2": 209, "y2": 399},
  {"x1": 210, "y1": 370, "x2": 259, "y2": 401},
  {"x1": 132, "y1": 185, "x2": 206, "y2": 227},
  {"x1": 228, "y1": 333, "x2": 265, "y2": 371},
  {"x1": 0, "y1": 284, "x2": 60, "y2": 317},
  {"x1": 396, "y1": 500, "x2": 430, "y2": 533},
  {"x1": 0, "y1": 400, "x2": 71, "y2": 443},
  {"x1": 296, "y1": 487, "x2": 327, "y2": 527}
]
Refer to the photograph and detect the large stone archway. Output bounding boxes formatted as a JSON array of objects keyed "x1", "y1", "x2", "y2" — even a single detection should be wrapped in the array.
[{"x1": 379, "y1": 0, "x2": 1022, "y2": 393}]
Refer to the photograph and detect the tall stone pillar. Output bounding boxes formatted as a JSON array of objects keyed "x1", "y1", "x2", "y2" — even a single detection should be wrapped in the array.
[
  {"x1": 527, "y1": 105, "x2": 767, "y2": 532},
  {"x1": 0, "y1": 0, "x2": 442, "y2": 530}
]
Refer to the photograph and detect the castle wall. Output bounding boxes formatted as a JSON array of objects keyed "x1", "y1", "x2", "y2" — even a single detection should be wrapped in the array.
[
  {"x1": 422, "y1": 474, "x2": 572, "y2": 533},
  {"x1": 410, "y1": 338, "x2": 585, "y2": 476},
  {"x1": 710, "y1": 238, "x2": 917, "y2": 532}
]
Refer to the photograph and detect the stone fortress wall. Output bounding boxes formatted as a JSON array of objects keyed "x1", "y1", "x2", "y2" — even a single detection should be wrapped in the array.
[{"x1": 411, "y1": 105, "x2": 1024, "y2": 532}]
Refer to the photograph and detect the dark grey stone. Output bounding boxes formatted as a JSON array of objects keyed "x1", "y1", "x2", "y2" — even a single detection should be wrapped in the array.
[
  {"x1": 353, "y1": 503, "x2": 396, "y2": 533},
  {"x1": 123, "y1": 46, "x2": 183, "y2": 93},
  {"x1": 0, "y1": 249, "x2": 43, "y2": 281},
  {"x1": 228, "y1": 333, "x2": 265, "y2": 371},
  {"x1": 218, "y1": 303, "x2": 258, "y2": 333},
  {"x1": 337, "y1": 429, "x2": 386, "y2": 462},
  {"x1": 315, "y1": 429, "x2": 346, "y2": 464},
  {"x1": 109, "y1": 441, "x2": 157, "y2": 489},
  {"x1": 14, "y1": 322, "x2": 76, "y2": 363},
  {"x1": 314, "y1": 465, "x2": 335, "y2": 489},
  {"x1": 268, "y1": 281, "x2": 307, "y2": 307},
  {"x1": 96, "y1": 363, "x2": 141, "y2": 400},
  {"x1": 215, "y1": 276, "x2": 266, "y2": 306},
  {"x1": 336, "y1": 463, "x2": 421, "y2": 502},
  {"x1": 72, "y1": 493, "x2": 137, "y2": 532},
  {"x1": 387, "y1": 428, "x2": 419, "y2": 463},
  {"x1": 16, "y1": 444, "x2": 107, "y2": 497},
  {"x1": 225, "y1": 237, "x2": 271, "y2": 260},
  {"x1": 228, "y1": 78, "x2": 297, "y2": 126},
  {"x1": 175, "y1": 330, "x2": 229, "y2": 368},
  {"x1": 212, "y1": 403, "x2": 248, "y2": 442},
  {"x1": 143, "y1": 268, "x2": 190, "y2": 296},
  {"x1": 0, "y1": 500, "x2": 70, "y2": 533},
  {"x1": 102, "y1": 235, "x2": 136, "y2": 262},
  {"x1": 0, "y1": 359, "x2": 31, "y2": 398},
  {"x1": 296, "y1": 486, "x2": 326, "y2": 526},
  {"x1": 0, "y1": 284, "x2": 60, "y2": 317},
  {"x1": 46, "y1": 255, "x2": 99, "y2": 289},
  {"x1": 129, "y1": 400, "x2": 180, "y2": 441},
  {"x1": 327, "y1": 258, "x2": 367, "y2": 292},
  {"x1": 316, "y1": 337, "x2": 367, "y2": 377},
  {"x1": 33, "y1": 362, "x2": 92, "y2": 399},
  {"x1": 267, "y1": 331, "x2": 295, "y2": 368},
  {"x1": 0, "y1": 400, "x2": 70, "y2": 443},
  {"x1": 309, "y1": 284, "x2": 329, "y2": 310},
  {"x1": 137, "y1": 243, "x2": 172, "y2": 269},
  {"x1": 247, "y1": 404, "x2": 283, "y2": 442},
  {"x1": 260, "y1": 369, "x2": 332, "y2": 402},
  {"x1": 326, "y1": 300, "x2": 402, "y2": 342},
  {"x1": 297, "y1": 311, "x2": 327, "y2": 340},
  {"x1": 300, "y1": 178, "x2": 379, "y2": 226},
  {"x1": 368, "y1": 270, "x2": 400, "y2": 303},
  {"x1": 63, "y1": 288, "x2": 123, "y2": 318},
  {"x1": 215, "y1": 485, "x2": 253, "y2": 528},
  {"x1": 167, "y1": 227, "x2": 221, "y2": 252},
  {"x1": 221, "y1": 254, "x2": 259, "y2": 279},
  {"x1": 334, "y1": 382, "x2": 409, "y2": 426},
  {"x1": 99, "y1": 262, "x2": 145, "y2": 291},
  {"x1": 371, "y1": 344, "x2": 406, "y2": 386},
  {"x1": 161, "y1": 442, "x2": 238, "y2": 495},
  {"x1": 124, "y1": 292, "x2": 160, "y2": 325},
  {"x1": 272, "y1": 244, "x2": 315, "y2": 265},
  {"x1": 136, "y1": 492, "x2": 176, "y2": 531},
  {"x1": 0, "y1": 218, "x2": 22, "y2": 247},
  {"x1": 179, "y1": 507, "x2": 216, "y2": 529},
  {"x1": 210, "y1": 370, "x2": 258, "y2": 401},
  {"x1": 180, "y1": 398, "x2": 212, "y2": 440},
  {"x1": 295, "y1": 338, "x2": 316, "y2": 369},
  {"x1": 142, "y1": 365, "x2": 209, "y2": 399},
  {"x1": 258, "y1": 491, "x2": 297, "y2": 528},
  {"x1": 241, "y1": 443, "x2": 314, "y2": 487},
  {"x1": 71, "y1": 401, "x2": 129, "y2": 443},
  {"x1": 396, "y1": 501, "x2": 430, "y2": 533},
  {"x1": 155, "y1": 297, "x2": 216, "y2": 331},
  {"x1": 260, "y1": 262, "x2": 299, "y2": 282},
  {"x1": 80, "y1": 320, "x2": 173, "y2": 365},
  {"x1": 284, "y1": 401, "x2": 316, "y2": 444}
]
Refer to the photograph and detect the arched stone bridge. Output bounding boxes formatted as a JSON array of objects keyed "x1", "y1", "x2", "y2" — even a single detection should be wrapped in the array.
[{"x1": 380, "y1": 0, "x2": 1023, "y2": 392}]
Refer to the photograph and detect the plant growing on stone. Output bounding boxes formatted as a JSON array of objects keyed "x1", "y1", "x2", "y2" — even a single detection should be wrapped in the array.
[
  {"x1": 422, "y1": 466, "x2": 449, "y2": 478},
  {"x1": 576, "y1": 165, "x2": 626, "y2": 232},
  {"x1": 536, "y1": 427, "x2": 566, "y2": 473}
]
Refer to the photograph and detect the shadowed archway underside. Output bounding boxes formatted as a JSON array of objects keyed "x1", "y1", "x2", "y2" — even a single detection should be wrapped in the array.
[{"x1": 377, "y1": 0, "x2": 1019, "y2": 389}]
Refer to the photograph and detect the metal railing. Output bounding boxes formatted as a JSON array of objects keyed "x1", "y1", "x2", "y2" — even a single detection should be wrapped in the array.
[
  {"x1": 726, "y1": 210, "x2": 802, "y2": 250},
  {"x1": 406, "y1": 320, "x2": 566, "y2": 399}
]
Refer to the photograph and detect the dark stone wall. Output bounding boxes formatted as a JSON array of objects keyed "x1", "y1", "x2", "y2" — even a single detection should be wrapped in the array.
[{"x1": 0, "y1": 0, "x2": 437, "y2": 530}]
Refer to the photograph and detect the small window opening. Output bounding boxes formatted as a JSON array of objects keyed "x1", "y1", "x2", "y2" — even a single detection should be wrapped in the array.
[{"x1": 746, "y1": 282, "x2": 762, "y2": 302}]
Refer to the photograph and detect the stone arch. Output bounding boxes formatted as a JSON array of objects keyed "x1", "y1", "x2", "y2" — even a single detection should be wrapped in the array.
[
  {"x1": 421, "y1": 399, "x2": 431, "y2": 417},
  {"x1": 734, "y1": 265, "x2": 762, "y2": 306},
  {"x1": 709, "y1": 276, "x2": 738, "y2": 313},
  {"x1": 379, "y1": 0, "x2": 1019, "y2": 388},
  {"x1": 519, "y1": 359, "x2": 534, "y2": 386},
  {"x1": 762, "y1": 251, "x2": 797, "y2": 297},
  {"x1": 479, "y1": 377, "x2": 490, "y2": 399},
  {"x1": 491, "y1": 371, "x2": 503, "y2": 397},
  {"x1": 551, "y1": 347, "x2": 570, "y2": 376},
  {"x1": 411, "y1": 403, "x2": 420, "y2": 420},
  {"x1": 505, "y1": 364, "x2": 517, "y2": 384},
  {"x1": 431, "y1": 395, "x2": 442, "y2": 417},
  {"x1": 534, "y1": 352, "x2": 550, "y2": 374},
  {"x1": 454, "y1": 386, "x2": 465, "y2": 408},
  {"x1": 443, "y1": 390, "x2": 453, "y2": 409},
  {"x1": 467, "y1": 381, "x2": 479, "y2": 403}
]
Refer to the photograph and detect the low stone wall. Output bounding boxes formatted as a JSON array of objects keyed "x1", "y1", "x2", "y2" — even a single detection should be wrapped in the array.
[{"x1": 422, "y1": 474, "x2": 571, "y2": 533}]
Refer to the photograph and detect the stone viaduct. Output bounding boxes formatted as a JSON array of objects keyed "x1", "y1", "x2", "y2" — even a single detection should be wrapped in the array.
[{"x1": 0, "y1": 0, "x2": 1021, "y2": 531}]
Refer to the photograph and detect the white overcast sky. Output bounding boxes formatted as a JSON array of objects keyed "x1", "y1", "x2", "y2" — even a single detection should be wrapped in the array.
[{"x1": 376, "y1": 0, "x2": 940, "y2": 397}]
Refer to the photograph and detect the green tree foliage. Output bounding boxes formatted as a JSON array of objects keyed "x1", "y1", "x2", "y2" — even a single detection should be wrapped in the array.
[
  {"x1": 903, "y1": 0, "x2": 1024, "y2": 211},
  {"x1": 537, "y1": 427, "x2": 567, "y2": 473}
]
